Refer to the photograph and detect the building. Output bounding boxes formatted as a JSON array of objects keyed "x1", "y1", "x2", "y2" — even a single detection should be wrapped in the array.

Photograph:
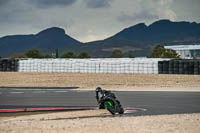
[{"x1": 164, "y1": 45, "x2": 200, "y2": 59}]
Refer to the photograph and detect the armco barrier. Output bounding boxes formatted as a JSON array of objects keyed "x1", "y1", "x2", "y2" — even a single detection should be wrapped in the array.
[{"x1": 0, "y1": 59, "x2": 18, "y2": 72}]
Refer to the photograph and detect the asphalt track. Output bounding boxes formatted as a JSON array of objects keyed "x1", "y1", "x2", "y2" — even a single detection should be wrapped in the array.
[{"x1": 0, "y1": 87, "x2": 200, "y2": 115}]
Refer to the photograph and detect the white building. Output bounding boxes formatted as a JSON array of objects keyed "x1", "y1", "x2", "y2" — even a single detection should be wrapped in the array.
[{"x1": 164, "y1": 45, "x2": 200, "y2": 59}]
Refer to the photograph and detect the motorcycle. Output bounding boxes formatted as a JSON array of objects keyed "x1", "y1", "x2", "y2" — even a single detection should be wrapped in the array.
[{"x1": 95, "y1": 87, "x2": 124, "y2": 115}]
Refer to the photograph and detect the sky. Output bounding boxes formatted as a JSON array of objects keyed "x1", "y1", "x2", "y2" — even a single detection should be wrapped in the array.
[{"x1": 0, "y1": 0, "x2": 200, "y2": 42}]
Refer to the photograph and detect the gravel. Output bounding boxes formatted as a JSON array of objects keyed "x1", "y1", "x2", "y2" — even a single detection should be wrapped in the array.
[
  {"x1": 0, "y1": 110, "x2": 199, "y2": 133},
  {"x1": 0, "y1": 72, "x2": 200, "y2": 91}
]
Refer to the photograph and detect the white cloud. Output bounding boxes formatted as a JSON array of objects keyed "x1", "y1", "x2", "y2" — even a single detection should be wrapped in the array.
[
  {"x1": 117, "y1": 10, "x2": 159, "y2": 24},
  {"x1": 152, "y1": 0, "x2": 177, "y2": 20},
  {"x1": 164, "y1": 9, "x2": 177, "y2": 21}
]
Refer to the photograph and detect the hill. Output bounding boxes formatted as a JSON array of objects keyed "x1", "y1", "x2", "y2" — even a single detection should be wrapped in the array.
[
  {"x1": 0, "y1": 27, "x2": 82, "y2": 57},
  {"x1": 85, "y1": 19, "x2": 200, "y2": 57},
  {"x1": 0, "y1": 20, "x2": 200, "y2": 57}
]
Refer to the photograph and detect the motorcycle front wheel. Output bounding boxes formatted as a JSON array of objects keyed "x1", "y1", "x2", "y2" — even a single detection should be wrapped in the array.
[{"x1": 104, "y1": 101, "x2": 115, "y2": 115}]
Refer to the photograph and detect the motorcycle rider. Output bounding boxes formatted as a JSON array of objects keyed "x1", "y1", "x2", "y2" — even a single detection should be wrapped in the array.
[{"x1": 95, "y1": 87, "x2": 118, "y2": 109}]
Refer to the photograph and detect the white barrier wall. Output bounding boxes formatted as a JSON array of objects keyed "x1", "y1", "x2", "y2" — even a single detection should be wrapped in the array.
[{"x1": 18, "y1": 58, "x2": 169, "y2": 74}]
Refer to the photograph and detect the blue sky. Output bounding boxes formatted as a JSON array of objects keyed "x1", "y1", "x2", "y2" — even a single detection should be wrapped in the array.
[{"x1": 0, "y1": 0, "x2": 199, "y2": 42}]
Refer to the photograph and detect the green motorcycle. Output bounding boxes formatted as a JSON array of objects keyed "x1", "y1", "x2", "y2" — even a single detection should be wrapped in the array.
[{"x1": 95, "y1": 87, "x2": 124, "y2": 115}]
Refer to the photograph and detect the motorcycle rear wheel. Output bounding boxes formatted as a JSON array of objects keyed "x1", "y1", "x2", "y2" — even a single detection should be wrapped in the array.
[{"x1": 118, "y1": 107, "x2": 124, "y2": 114}]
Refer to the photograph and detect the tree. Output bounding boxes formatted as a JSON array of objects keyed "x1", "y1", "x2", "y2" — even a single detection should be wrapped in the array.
[
  {"x1": 61, "y1": 52, "x2": 77, "y2": 58},
  {"x1": 151, "y1": 44, "x2": 179, "y2": 58},
  {"x1": 25, "y1": 48, "x2": 41, "y2": 58},
  {"x1": 164, "y1": 49, "x2": 180, "y2": 58},
  {"x1": 151, "y1": 44, "x2": 165, "y2": 58},
  {"x1": 111, "y1": 49, "x2": 124, "y2": 58},
  {"x1": 78, "y1": 52, "x2": 91, "y2": 58}
]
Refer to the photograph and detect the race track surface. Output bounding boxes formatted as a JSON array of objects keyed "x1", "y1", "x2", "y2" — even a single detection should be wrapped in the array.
[{"x1": 0, "y1": 87, "x2": 200, "y2": 115}]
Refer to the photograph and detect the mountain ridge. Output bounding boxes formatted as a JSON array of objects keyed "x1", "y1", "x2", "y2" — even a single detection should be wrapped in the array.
[{"x1": 0, "y1": 19, "x2": 200, "y2": 57}]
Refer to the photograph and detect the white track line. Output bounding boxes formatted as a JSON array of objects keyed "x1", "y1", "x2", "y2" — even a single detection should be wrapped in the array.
[
  {"x1": 32, "y1": 91, "x2": 46, "y2": 93},
  {"x1": 10, "y1": 92, "x2": 24, "y2": 94},
  {"x1": 55, "y1": 91, "x2": 68, "y2": 93},
  {"x1": 75, "y1": 90, "x2": 91, "y2": 92}
]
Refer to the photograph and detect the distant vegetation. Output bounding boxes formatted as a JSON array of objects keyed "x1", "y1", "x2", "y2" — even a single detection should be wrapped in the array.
[
  {"x1": 61, "y1": 51, "x2": 91, "y2": 58},
  {"x1": 25, "y1": 48, "x2": 41, "y2": 58},
  {"x1": 10, "y1": 48, "x2": 91, "y2": 59},
  {"x1": 78, "y1": 52, "x2": 91, "y2": 58},
  {"x1": 9, "y1": 45, "x2": 179, "y2": 59},
  {"x1": 151, "y1": 44, "x2": 180, "y2": 58},
  {"x1": 111, "y1": 49, "x2": 124, "y2": 58},
  {"x1": 111, "y1": 50, "x2": 135, "y2": 58},
  {"x1": 128, "y1": 52, "x2": 135, "y2": 58},
  {"x1": 11, "y1": 48, "x2": 53, "y2": 59},
  {"x1": 61, "y1": 52, "x2": 77, "y2": 58}
]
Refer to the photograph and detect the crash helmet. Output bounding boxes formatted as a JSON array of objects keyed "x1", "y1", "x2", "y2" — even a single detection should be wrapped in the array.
[{"x1": 95, "y1": 87, "x2": 102, "y2": 92}]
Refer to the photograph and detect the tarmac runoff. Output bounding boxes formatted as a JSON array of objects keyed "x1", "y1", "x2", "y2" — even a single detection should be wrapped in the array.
[
  {"x1": 0, "y1": 87, "x2": 200, "y2": 116},
  {"x1": 0, "y1": 87, "x2": 147, "y2": 114},
  {"x1": 0, "y1": 87, "x2": 77, "y2": 95}
]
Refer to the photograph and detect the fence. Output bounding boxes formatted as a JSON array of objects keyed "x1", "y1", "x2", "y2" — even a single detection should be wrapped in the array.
[
  {"x1": 0, "y1": 59, "x2": 18, "y2": 72},
  {"x1": 158, "y1": 59, "x2": 200, "y2": 74},
  {"x1": 1, "y1": 58, "x2": 200, "y2": 75},
  {"x1": 17, "y1": 58, "x2": 167, "y2": 74}
]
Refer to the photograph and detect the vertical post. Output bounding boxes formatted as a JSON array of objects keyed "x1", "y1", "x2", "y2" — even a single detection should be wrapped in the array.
[{"x1": 56, "y1": 48, "x2": 59, "y2": 58}]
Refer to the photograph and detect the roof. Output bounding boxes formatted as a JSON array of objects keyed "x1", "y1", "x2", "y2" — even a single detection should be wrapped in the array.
[{"x1": 165, "y1": 45, "x2": 200, "y2": 50}]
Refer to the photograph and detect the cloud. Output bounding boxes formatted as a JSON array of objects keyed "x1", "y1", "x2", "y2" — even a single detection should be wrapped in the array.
[
  {"x1": 30, "y1": 0, "x2": 77, "y2": 8},
  {"x1": 164, "y1": 9, "x2": 177, "y2": 21},
  {"x1": 117, "y1": 0, "x2": 176, "y2": 25},
  {"x1": 0, "y1": 0, "x2": 33, "y2": 24},
  {"x1": 0, "y1": 0, "x2": 9, "y2": 4},
  {"x1": 85, "y1": 0, "x2": 113, "y2": 8},
  {"x1": 153, "y1": 0, "x2": 177, "y2": 21},
  {"x1": 118, "y1": 11, "x2": 159, "y2": 23},
  {"x1": 0, "y1": 0, "x2": 11, "y2": 7},
  {"x1": 0, "y1": 0, "x2": 199, "y2": 42},
  {"x1": 153, "y1": 0, "x2": 174, "y2": 6}
]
